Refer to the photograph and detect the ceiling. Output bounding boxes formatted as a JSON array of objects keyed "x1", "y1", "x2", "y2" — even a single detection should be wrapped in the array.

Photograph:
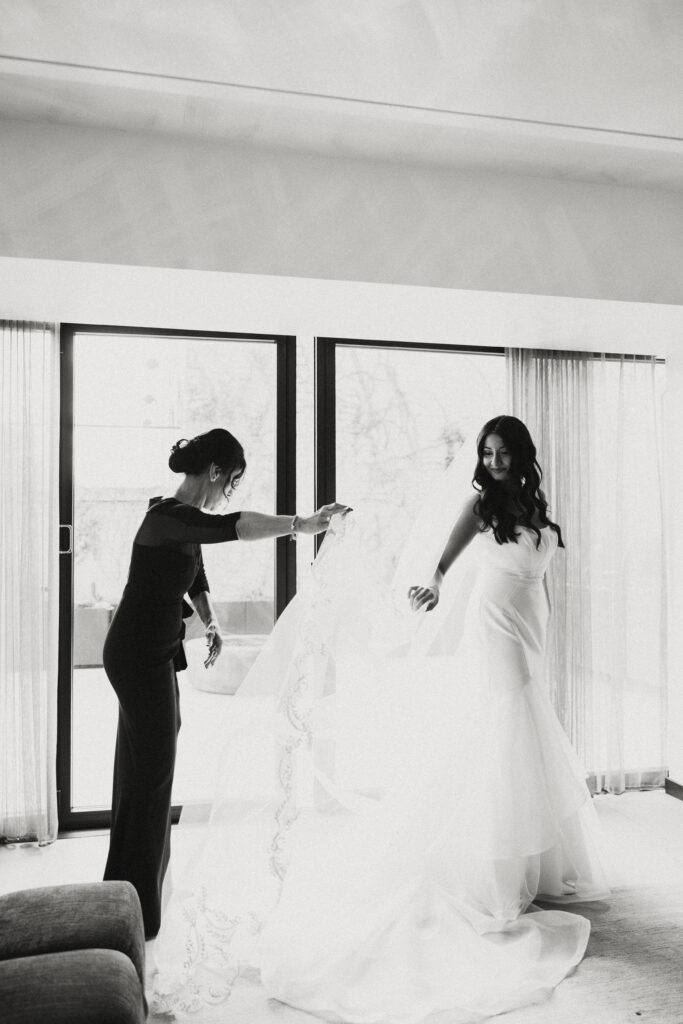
[{"x1": 1, "y1": 0, "x2": 682, "y2": 189}]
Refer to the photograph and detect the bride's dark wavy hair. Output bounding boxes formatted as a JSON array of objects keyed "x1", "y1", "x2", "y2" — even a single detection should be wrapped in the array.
[{"x1": 473, "y1": 415, "x2": 564, "y2": 549}]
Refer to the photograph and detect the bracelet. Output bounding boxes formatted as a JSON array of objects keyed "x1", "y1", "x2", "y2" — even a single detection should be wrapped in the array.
[{"x1": 289, "y1": 514, "x2": 298, "y2": 542}]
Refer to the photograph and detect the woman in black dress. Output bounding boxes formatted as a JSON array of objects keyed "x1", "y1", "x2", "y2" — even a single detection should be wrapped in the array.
[{"x1": 102, "y1": 428, "x2": 349, "y2": 938}]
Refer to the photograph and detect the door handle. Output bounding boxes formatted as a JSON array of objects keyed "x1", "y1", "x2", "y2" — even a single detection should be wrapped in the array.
[{"x1": 59, "y1": 524, "x2": 73, "y2": 555}]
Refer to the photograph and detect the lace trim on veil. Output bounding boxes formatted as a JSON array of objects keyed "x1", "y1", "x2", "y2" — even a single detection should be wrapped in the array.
[{"x1": 152, "y1": 519, "x2": 354, "y2": 1015}]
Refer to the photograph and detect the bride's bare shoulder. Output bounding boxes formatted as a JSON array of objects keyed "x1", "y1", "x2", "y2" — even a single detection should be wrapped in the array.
[{"x1": 462, "y1": 490, "x2": 480, "y2": 512}]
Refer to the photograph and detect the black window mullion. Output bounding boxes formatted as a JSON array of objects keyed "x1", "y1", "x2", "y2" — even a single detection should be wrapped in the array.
[
  {"x1": 275, "y1": 335, "x2": 297, "y2": 617},
  {"x1": 314, "y1": 339, "x2": 336, "y2": 557},
  {"x1": 57, "y1": 326, "x2": 75, "y2": 831}
]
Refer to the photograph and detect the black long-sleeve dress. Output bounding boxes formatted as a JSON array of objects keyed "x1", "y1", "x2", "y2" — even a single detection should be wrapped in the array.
[{"x1": 102, "y1": 497, "x2": 241, "y2": 937}]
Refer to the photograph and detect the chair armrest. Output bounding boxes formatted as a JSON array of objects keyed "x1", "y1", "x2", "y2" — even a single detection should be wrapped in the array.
[
  {"x1": 0, "y1": 882, "x2": 145, "y2": 988},
  {"x1": 0, "y1": 948, "x2": 147, "y2": 1024}
]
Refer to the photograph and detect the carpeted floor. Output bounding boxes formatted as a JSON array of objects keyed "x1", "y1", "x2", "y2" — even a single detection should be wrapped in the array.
[
  {"x1": 507, "y1": 885, "x2": 683, "y2": 1023},
  {"x1": 3, "y1": 791, "x2": 682, "y2": 1023}
]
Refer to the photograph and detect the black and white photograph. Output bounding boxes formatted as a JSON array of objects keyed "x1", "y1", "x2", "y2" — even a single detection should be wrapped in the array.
[{"x1": 1, "y1": 4, "x2": 682, "y2": 1023}]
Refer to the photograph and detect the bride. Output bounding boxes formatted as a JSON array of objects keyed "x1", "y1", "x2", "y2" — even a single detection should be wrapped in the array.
[{"x1": 152, "y1": 415, "x2": 609, "y2": 1023}]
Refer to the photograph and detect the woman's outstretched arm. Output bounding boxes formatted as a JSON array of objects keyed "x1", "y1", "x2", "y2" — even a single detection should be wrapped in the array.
[
  {"x1": 139, "y1": 500, "x2": 351, "y2": 545},
  {"x1": 409, "y1": 493, "x2": 481, "y2": 612},
  {"x1": 236, "y1": 503, "x2": 351, "y2": 541}
]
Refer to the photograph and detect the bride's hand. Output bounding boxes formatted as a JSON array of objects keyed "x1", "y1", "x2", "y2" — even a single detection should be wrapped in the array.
[
  {"x1": 408, "y1": 584, "x2": 440, "y2": 612},
  {"x1": 300, "y1": 503, "x2": 352, "y2": 535}
]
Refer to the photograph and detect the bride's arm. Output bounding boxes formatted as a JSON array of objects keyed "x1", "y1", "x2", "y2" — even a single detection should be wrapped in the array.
[{"x1": 409, "y1": 493, "x2": 481, "y2": 612}]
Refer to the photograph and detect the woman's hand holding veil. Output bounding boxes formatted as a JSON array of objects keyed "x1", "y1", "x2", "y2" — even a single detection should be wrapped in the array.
[{"x1": 300, "y1": 503, "x2": 353, "y2": 535}]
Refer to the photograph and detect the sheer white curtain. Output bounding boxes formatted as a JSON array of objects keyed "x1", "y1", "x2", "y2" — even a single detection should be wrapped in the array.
[
  {"x1": 508, "y1": 348, "x2": 666, "y2": 794},
  {"x1": 0, "y1": 321, "x2": 60, "y2": 842}
]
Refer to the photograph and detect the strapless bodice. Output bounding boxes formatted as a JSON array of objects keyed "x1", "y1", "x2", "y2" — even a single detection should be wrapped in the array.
[{"x1": 475, "y1": 524, "x2": 558, "y2": 580}]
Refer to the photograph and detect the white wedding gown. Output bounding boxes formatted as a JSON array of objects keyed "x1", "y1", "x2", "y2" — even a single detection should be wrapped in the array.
[{"x1": 153, "y1": 514, "x2": 609, "y2": 1024}]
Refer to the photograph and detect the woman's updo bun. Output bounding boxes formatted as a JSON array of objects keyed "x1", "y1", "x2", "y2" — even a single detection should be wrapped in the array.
[
  {"x1": 168, "y1": 428, "x2": 246, "y2": 478},
  {"x1": 168, "y1": 438, "x2": 201, "y2": 474}
]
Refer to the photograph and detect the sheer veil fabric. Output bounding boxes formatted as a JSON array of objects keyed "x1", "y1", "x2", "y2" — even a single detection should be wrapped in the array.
[{"x1": 152, "y1": 446, "x2": 609, "y2": 1023}]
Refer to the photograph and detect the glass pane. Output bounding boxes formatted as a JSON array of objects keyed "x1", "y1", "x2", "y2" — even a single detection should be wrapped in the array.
[
  {"x1": 71, "y1": 333, "x2": 278, "y2": 810},
  {"x1": 335, "y1": 345, "x2": 506, "y2": 580}
]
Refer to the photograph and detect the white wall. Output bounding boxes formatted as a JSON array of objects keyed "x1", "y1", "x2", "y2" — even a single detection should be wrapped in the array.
[
  {"x1": 2, "y1": 119, "x2": 683, "y2": 304},
  {"x1": 1, "y1": 256, "x2": 682, "y2": 355}
]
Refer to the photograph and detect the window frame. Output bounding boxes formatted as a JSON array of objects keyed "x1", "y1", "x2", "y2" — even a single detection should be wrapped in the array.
[
  {"x1": 57, "y1": 324, "x2": 296, "y2": 832},
  {"x1": 314, "y1": 337, "x2": 505, "y2": 551}
]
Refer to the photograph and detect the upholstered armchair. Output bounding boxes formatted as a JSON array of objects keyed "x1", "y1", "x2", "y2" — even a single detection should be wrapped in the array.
[{"x1": 0, "y1": 881, "x2": 147, "y2": 1023}]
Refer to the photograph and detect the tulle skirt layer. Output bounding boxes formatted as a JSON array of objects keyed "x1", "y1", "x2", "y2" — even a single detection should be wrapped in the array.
[
  {"x1": 257, "y1": 637, "x2": 608, "y2": 1024},
  {"x1": 153, "y1": 519, "x2": 609, "y2": 1023}
]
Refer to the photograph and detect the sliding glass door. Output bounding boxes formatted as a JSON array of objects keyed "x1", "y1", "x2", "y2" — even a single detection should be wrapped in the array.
[
  {"x1": 58, "y1": 326, "x2": 295, "y2": 829},
  {"x1": 57, "y1": 329, "x2": 668, "y2": 833},
  {"x1": 315, "y1": 339, "x2": 506, "y2": 574}
]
